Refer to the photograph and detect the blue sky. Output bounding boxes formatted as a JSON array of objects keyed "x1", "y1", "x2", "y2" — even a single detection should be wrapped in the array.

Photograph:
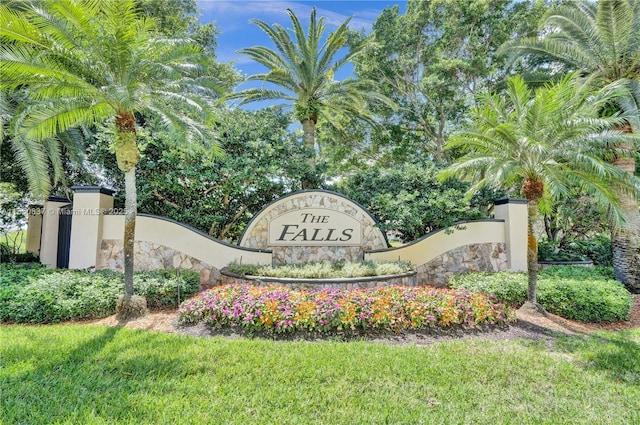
[{"x1": 197, "y1": 1, "x2": 407, "y2": 79}]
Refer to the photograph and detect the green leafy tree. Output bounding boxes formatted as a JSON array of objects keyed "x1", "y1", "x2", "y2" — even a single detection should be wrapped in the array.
[
  {"x1": 500, "y1": 0, "x2": 640, "y2": 291},
  {"x1": 136, "y1": 0, "x2": 240, "y2": 90},
  {"x1": 89, "y1": 108, "x2": 317, "y2": 241},
  {"x1": 0, "y1": 0, "x2": 224, "y2": 317},
  {"x1": 440, "y1": 75, "x2": 639, "y2": 309},
  {"x1": 335, "y1": 161, "x2": 494, "y2": 242},
  {"x1": 344, "y1": 0, "x2": 549, "y2": 167},
  {"x1": 228, "y1": 8, "x2": 392, "y2": 186}
]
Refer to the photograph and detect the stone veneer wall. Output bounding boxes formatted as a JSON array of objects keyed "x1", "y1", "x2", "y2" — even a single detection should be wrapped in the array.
[
  {"x1": 97, "y1": 240, "x2": 507, "y2": 289},
  {"x1": 417, "y1": 243, "x2": 507, "y2": 287},
  {"x1": 240, "y1": 192, "x2": 387, "y2": 264},
  {"x1": 272, "y1": 246, "x2": 366, "y2": 264},
  {"x1": 97, "y1": 239, "x2": 220, "y2": 288}
]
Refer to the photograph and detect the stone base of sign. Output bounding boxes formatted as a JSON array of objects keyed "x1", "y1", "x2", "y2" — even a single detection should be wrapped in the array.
[
  {"x1": 97, "y1": 239, "x2": 220, "y2": 288},
  {"x1": 272, "y1": 246, "x2": 365, "y2": 264},
  {"x1": 219, "y1": 268, "x2": 417, "y2": 290},
  {"x1": 417, "y1": 243, "x2": 507, "y2": 287}
]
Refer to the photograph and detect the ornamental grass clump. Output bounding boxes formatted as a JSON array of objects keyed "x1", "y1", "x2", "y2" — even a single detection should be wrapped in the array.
[{"x1": 177, "y1": 285, "x2": 515, "y2": 334}]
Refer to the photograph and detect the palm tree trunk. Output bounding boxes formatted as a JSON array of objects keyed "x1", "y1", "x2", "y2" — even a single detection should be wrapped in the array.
[
  {"x1": 301, "y1": 118, "x2": 316, "y2": 166},
  {"x1": 123, "y1": 166, "x2": 137, "y2": 296},
  {"x1": 611, "y1": 138, "x2": 640, "y2": 293},
  {"x1": 114, "y1": 111, "x2": 140, "y2": 298},
  {"x1": 301, "y1": 118, "x2": 317, "y2": 189},
  {"x1": 526, "y1": 199, "x2": 539, "y2": 304}
]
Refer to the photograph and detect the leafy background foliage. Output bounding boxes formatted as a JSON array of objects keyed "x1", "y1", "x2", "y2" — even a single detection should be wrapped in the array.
[
  {"x1": 335, "y1": 161, "x2": 499, "y2": 242},
  {"x1": 89, "y1": 108, "x2": 316, "y2": 241}
]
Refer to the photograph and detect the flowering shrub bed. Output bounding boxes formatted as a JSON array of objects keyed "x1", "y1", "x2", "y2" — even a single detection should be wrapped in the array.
[{"x1": 177, "y1": 285, "x2": 515, "y2": 334}]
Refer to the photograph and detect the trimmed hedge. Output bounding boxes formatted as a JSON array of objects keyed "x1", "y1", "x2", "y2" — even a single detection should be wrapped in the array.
[
  {"x1": 0, "y1": 264, "x2": 200, "y2": 323},
  {"x1": 448, "y1": 266, "x2": 632, "y2": 322},
  {"x1": 538, "y1": 236, "x2": 613, "y2": 266}
]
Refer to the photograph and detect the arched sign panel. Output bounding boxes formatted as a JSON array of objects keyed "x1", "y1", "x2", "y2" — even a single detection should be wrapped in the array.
[
  {"x1": 239, "y1": 190, "x2": 387, "y2": 263},
  {"x1": 268, "y1": 208, "x2": 362, "y2": 246}
]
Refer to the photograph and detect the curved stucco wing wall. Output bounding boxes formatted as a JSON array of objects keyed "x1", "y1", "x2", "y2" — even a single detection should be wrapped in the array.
[
  {"x1": 101, "y1": 215, "x2": 272, "y2": 269},
  {"x1": 365, "y1": 221, "x2": 505, "y2": 266}
]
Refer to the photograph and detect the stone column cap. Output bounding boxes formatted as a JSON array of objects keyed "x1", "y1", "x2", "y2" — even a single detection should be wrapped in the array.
[
  {"x1": 71, "y1": 186, "x2": 116, "y2": 196},
  {"x1": 46, "y1": 196, "x2": 71, "y2": 203},
  {"x1": 494, "y1": 198, "x2": 527, "y2": 205}
]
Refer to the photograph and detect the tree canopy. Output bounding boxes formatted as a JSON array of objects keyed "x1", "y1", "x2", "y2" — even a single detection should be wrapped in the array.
[{"x1": 441, "y1": 74, "x2": 639, "y2": 304}]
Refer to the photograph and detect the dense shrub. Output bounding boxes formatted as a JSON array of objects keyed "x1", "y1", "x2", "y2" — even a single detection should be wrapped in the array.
[
  {"x1": 178, "y1": 285, "x2": 515, "y2": 334},
  {"x1": 447, "y1": 272, "x2": 525, "y2": 307},
  {"x1": 536, "y1": 279, "x2": 631, "y2": 322},
  {"x1": 0, "y1": 266, "x2": 200, "y2": 323},
  {"x1": 0, "y1": 263, "x2": 52, "y2": 322},
  {"x1": 539, "y1": 265, "x2": 615, "y2": 281},
  {"x1": 6, "y1": 271, "x2": 121, "y2": 323},
  {"x1": 133, "y1": 270, "x2": 201, "y2": 309},
  {"x1": 226, "y1": 260, "x2": 413, "y2": 279},
  {"x1": 0, "y1": 252, "x2": 40, "y2": 263},
  {"x1": 0, "y1": 263, "x2": 51, "y2": 286},
  {"x1": 448, "y1": 267, "x2": 631, "y2": 322},
  {"x1": 538, "y1": 236, "x2": 613, "y2": 266}
]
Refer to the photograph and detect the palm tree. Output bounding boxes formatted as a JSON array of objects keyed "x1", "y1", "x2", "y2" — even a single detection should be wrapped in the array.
[
  {"x1": 440, "y1": 75, "x2": 639, "y2": 309},
  {"x1": 228, "y1": 8, "x2": 392, "y2": 186},
  {"x1": 500, "y1": 0, "x2": 640, "y2": 292},
  {"x1": 0, "y1": 0, "x2": 223, "y2": 317}
]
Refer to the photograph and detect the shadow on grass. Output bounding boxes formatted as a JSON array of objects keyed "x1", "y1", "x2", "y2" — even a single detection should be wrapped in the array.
[
  {"x1": 1, "y1": 325, "x2": 210, "y2": 423},
  {"x1": 554, "y1": 330, "x2": 640, "y2": 385}
]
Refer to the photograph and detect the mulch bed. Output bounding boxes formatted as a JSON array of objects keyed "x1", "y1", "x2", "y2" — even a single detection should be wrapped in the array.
[{"x1": 83, "y1": 295, "x2": 639, "y2": 345}]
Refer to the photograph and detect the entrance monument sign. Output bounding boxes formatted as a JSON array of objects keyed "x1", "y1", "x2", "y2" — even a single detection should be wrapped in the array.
[{"x1": 240, "y1": 190, "x2": 388, "y2": 263}]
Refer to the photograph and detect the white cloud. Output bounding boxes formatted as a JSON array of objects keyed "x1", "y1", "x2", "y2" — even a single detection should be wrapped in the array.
[{"x1": 198, "y1": 1, "x2": 374, "y2": 31}]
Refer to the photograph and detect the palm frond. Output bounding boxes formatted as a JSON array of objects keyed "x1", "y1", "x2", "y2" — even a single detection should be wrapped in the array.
[
  {"x1": 442, "y1": 74, "x2": 637, "y2": 225},
  {"x1": 8, "y1": 132, "x2": 51, "y2": 198}
]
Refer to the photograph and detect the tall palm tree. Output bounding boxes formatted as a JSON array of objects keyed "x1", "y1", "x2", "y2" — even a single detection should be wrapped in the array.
[
  {"x1": 0, "y1": 0, "x2": 223, "y2": 317},
  {"x1": 228, "y1": 8, "x2": 392, "y2": 186},
  {"x1": 440, "y1": 75, "x2": 639, "y2": 309},
  {"x1": 500, "y1": 0, "x2": 640, "y2": 292}
]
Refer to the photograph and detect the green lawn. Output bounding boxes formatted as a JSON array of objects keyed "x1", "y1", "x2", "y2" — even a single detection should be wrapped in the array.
[
  {"x1": 1, "y1": 325, "x2": 638, "y2": 424},
  {"x1": 2, "y1": 229, "x2": 26, "y2": 253}
]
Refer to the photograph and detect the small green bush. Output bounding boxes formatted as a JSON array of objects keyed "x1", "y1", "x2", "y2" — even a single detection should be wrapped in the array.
[
  {"x1": 226, "y1": 260, "x2": 413, "y2": 279},
  {"x1": 134, "y1": 270, "x2": 200, "y2": 309},
  {"x1": 448, "y1": 272, "x2": 526, "y2": 307},
  {"x1": 0, "y1": 252, "x2": 40, "y2": 263},
  {"x1": 6, "y1": 271, "x2": 120, "y2": 323},
  {"x1": 225, "y1": 262, "x2": 261, "y2": 276},
  {"x1": 0, "y1": 267, "x2": 201, "y2": 324},
  {"x1": 0, "y1": 263, "x2": 53, "y2": 322},
  {"x1": 536, "y1": 279, "x2": 631, "y2": 322},
  {"x1": 448, "y1": 266, "x2": 631, "y2": 322}
]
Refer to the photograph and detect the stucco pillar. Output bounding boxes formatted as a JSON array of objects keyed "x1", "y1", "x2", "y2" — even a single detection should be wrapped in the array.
[
  {"x1": 39, "y1": 196, "x2": 71, "y2": 268},
  {"x1": 68, "y1": 186, "x2": 115, "y2": 269},
  {"x1": 25, "y1": 204, "x2": 43, "y2": 256},
  {"x1": 494, "y1": 198, "x2": 527, "y2": 272}
]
